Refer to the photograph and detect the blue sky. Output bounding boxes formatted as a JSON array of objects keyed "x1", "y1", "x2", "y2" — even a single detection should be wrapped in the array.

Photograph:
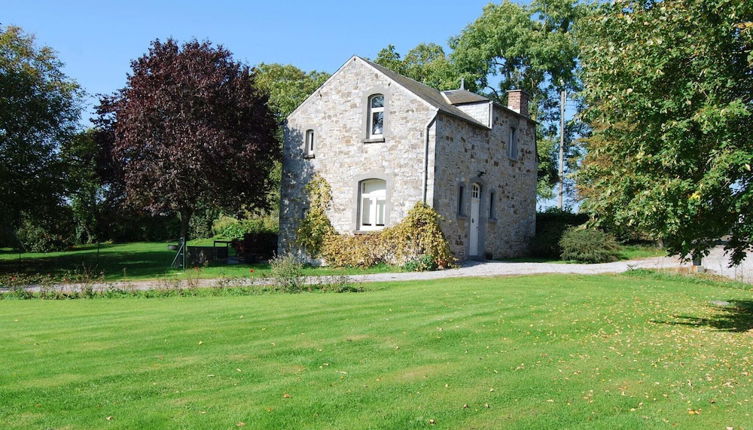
[{"x1": 4, "y1": 0, "x2": 494, "y2": 120}]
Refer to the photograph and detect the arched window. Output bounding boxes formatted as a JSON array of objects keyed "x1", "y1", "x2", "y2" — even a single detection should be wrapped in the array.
[
  {"x1": 359, "y1": 179, "x2": 386, "y2": 230},
  {"x1": 368, "y1": 94, "x2": 384, "y2": 138}
]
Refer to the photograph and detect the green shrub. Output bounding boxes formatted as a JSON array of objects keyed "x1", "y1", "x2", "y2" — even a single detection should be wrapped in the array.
[
  {"x1": 529, "y1": 222, "x2": 568, "y2": 259},
  {"x1": 213, "y1": 214, "x2": 278, "y2": 240},
  {"x1": 402, "y1": 254, "x2": 438, "y2": 272},
  {"x1": 16, "y1": 219, "x2": 72, "y2": 253},
  {"x1": 530, "y1": 209, "x2": 590, "y2": 259},
  {"x1": 269, "y1": 253, "x2": 306, "y2": 292},
  {"x1": 559, "y1": 228, "x2": 620, "y2": 263}
]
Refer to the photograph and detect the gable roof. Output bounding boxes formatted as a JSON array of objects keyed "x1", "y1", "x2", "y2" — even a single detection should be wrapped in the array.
[{"x1": 357, "y1": 57, "x2": 488, "y2": 128}]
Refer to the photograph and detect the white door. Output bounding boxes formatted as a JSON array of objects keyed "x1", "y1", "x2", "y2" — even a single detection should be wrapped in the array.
[{"x1": 469, "y1": 184, "x2": 480, "y2": 256}]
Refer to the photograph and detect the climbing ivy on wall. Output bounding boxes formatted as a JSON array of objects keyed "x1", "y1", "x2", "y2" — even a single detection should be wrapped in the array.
[
  {"x1": 295, "y1": 175, "x2": 456, "y2": 270},
  {"x1": 295, "y1": 174, "x2": 336, "y2": 256}
]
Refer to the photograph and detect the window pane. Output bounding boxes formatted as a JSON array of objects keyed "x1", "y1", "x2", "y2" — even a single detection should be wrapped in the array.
[
  {"x1": 306, "y1": 130, "x2": 314, "y2": 152},
  {"x1": 362, "y1": 179, "x2": 385, "y2": 195},
  {"x1": 458, "y1": 186, "x2": 464, "y2": 214},
  {"x1": 376, "y1": 199, "x2": 385, "y2": 226},
  {"x1": 371, "y1": 111, "x2": 384, "y2": 135},
  {"x1": 370, "y1": 95, "x2": 384, "y2": 108},
  {"x1": 361, "y1": 198, "x2": 372, "y2": 225}
]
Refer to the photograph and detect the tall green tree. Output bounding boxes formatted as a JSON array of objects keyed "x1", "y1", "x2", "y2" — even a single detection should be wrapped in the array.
[
  {"x1": 374, "y1": 43, "x2": 466, "y2": 90},
  {"x1": 450, "y1": 0, "x2": 590, "y2": 199},
  {"x1": 578, "y1": 0, "x2": 753, "y2": 262},
  {"x1": 61, "y1": 130, "x2": 102, "y2": 244},
  {"x1": 251, "y1": 63, "x2": 330, "y2": 121},
  {"x1": 0, "y1": 25, "x2": 82, "y2": 232}
]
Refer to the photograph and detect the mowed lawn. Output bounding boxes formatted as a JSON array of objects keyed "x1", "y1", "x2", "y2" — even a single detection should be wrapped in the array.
[
  {"x1": 0, "y1": 242, "x2": 399, "y2": 281},
  {"x1": 2, "y1": 273, "x2": 752, "y2": 429}
]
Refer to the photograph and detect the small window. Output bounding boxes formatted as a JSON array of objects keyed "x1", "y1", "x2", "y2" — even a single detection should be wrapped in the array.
[
  {"x1": 508, "y1": 126, "x2": 518, "y2": 159},
  {"x1": 368, "y1": 94, "x2": 385, "y2": 138},
  {"x1": 359, "y1": 179, "x2": 386, "y2": 231},
  {"x1": 489, "y1": 191, "x2": 496, "y2": 219},
  {"x1": 472, "y1": 183, "x2": 480, "y2": 199},
  {"x1": 457, "y1": 185, "x2": 465, "y2": 215},
  {"x1": 305, "y1": 129, "x2": 315, "y2": 157}
]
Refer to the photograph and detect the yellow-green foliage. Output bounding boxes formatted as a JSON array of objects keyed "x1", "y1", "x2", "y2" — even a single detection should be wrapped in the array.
[
  {"x1": 320, "y1": 233, "x2": 387, "y2": 268},
  {"x1": 297, "y1": 176, "x2": 455, "y2": 270},
  {"x1": 321, "y1": 202, "x2": 455, "y2": 269},
  {"x1": 295, "y1": 174, "x2": 336, "y2": 256},
  {"x1": 381, "y1": 202, "x2": 455, "y2": 268}
]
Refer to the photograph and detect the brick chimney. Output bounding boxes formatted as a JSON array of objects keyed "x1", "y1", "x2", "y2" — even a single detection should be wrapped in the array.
[{"x1": 507, "y1": 90, "x2": 529, "y2": 117}]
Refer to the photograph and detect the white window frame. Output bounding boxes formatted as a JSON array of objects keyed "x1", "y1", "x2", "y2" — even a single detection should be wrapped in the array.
[
  {"x1": 508, "y1": 126, "x2": 518, "y2": 160},
  {"x1": 305, "y1": 129, "x2": 315, "y2": 157},
  {"x1": 358, "y1": 179, "x2": 386, "y2": 231},
  {"x1": 367, "y1": 94, "x2": 385, "y2": 139}
]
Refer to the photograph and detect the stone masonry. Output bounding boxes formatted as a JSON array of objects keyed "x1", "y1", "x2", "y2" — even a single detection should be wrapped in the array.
[{"x1": 279, "y1": 56, "x2": 536, "y2": 260}]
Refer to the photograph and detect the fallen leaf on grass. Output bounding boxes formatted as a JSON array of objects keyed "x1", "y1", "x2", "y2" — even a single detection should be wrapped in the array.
[
  {"x1": 688, "y1": 409, "x2": 701, "y2": 415},
  {"x1": 236, "y1": 422, "x2": 245, "y2": 427},
  {"x1": 283, "y1": 393, "x2": 292, "y2": 398}
]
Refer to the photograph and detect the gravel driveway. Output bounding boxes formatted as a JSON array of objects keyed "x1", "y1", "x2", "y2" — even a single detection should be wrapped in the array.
[{"x1": 3, "y1": 256, "x2": 688, "y2": 293}]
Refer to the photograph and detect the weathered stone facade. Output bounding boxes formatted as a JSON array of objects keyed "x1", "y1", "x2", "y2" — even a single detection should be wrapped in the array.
[{"x1": 279, "y1": 56, "x2": 536, "y2": 260}]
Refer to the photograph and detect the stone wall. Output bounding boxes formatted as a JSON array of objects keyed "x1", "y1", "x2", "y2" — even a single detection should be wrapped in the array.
[
  {"x1": 279, "y1": 57, "x2": 437, "y2": 254},
  {"x1": 432, "y1": 105, "x2": 537, "y2": 259},
  {"x1": 455, "y1": 101, "x2": 491, "y2": 127},
  {"x1": 279, "y1": 56, "x2": 536, "y2": 261}
]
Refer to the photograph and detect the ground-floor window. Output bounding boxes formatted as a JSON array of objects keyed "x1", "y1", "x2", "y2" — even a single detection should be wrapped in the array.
[{"x1": 359, "y1": 179, "x2": 386, "y2": 230}]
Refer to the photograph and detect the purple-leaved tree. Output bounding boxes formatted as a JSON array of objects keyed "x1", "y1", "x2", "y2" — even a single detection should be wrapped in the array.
[{"x1": 97, "y1": 39, "x2": 279, "y2": 241}]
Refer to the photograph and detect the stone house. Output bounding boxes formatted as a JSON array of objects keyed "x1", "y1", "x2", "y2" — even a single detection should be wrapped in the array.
[{"x1": 278, "y1": 56, "x2": 537, "y2": 260}]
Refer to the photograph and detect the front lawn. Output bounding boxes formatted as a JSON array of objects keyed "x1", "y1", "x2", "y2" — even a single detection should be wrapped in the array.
[
  {"x1": 0, "y1": 242, "x2": 399, "y2": 281},
  {"x1": 1, "y1": 272, "x2": 751, "y2": 428}
]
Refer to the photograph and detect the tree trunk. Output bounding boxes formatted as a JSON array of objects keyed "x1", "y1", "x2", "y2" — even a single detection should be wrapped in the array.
[{"x1": 178, "y1": 209, "x2": 193, "y2": 243}]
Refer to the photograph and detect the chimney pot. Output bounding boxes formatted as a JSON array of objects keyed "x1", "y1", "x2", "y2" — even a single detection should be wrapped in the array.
[{"x1": 507, "y1": 90, "x2": 529, "y2": 117}]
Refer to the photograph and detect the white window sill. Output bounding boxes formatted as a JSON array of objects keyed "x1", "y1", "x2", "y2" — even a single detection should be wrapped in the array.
[
  {"x1": 355, "y1": 228, "x2": 385, "y2": 234},
  {"x1": 363, "y1": 137, "x2": 385, "y2": 144}
]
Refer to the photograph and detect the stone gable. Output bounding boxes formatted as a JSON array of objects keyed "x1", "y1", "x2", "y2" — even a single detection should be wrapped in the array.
[{"x1": 279, "y1": 56, "x2": 536, "y2": 261}]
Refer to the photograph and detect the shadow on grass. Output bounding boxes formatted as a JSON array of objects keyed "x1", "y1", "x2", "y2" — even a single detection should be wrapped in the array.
[
  {"x1": 0, "y1": 249, "x2": 177, "y2": 280},
  {"x1": 653, "y1": 300, "x2": 753, "y2": 332}
]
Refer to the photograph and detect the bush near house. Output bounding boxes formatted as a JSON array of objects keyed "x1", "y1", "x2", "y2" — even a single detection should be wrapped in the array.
[
  {"x1": 529, "y1": 209, "x2": 589, "y2": 258},
  {"x1": 559, "y1": 228, "x2": 620, "y2": 263},
  {"x1": 297, "y1": 175, "x2": 455, "y2": 270},
  {"x1": 319, "y1": 203, "x2": 455, "y2": 269}
]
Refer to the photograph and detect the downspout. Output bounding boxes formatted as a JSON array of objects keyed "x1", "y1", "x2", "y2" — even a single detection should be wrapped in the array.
[{"x1": 423, "y1": 112, "x2": 438, "y2": 205}]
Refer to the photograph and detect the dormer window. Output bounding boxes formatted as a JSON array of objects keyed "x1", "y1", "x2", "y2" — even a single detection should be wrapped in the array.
[
  {"x1": 305, "y1": 129, "x2": 315, "y2": 158},
  {"x1": 368, "y1": 94, "x2": 384, "y2": 139}
]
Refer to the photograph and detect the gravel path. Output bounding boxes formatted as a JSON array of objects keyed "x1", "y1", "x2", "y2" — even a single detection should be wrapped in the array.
[
  {"x1": 3, "y1": 256, "x2": 687, "y2": 293},
  {"x1": 700, "y1": 245, "x2": 753, "y2": 284},
  {"x1": 349, "y1": 255, "x2": 686, "y2": 283}
]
